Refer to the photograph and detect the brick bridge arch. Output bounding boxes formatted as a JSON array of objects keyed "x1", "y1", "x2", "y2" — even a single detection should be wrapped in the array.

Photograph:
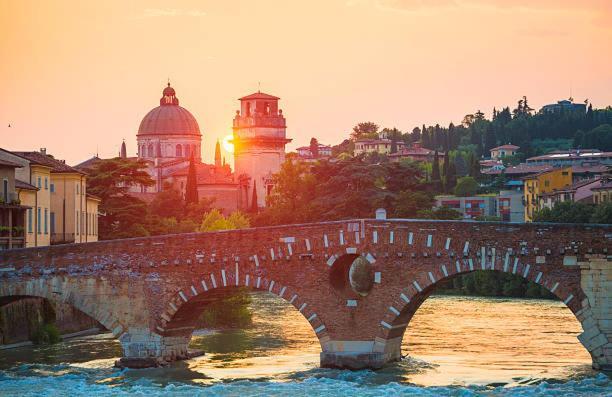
[
  {"x1": 0, "y1": 277, "x2": 123, "y2": 337},
  {"x1": 0, "y1": 219, "x2": 610, "y2": 370}
]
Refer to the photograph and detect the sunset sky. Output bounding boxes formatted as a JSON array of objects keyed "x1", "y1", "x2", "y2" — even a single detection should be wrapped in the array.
[{"x1": 1, "y1": 0, "x2": 611, "y2": 164}]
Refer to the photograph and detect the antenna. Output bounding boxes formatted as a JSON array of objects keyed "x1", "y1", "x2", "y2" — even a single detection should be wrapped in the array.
[{"x1": 258, "y1": 81, "x2": 261, "y2": 93}]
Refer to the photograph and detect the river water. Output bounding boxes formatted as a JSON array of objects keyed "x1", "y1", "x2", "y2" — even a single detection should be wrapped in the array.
[{"x1": 1, "y1": 294, "x2": 610, "y2": 396}]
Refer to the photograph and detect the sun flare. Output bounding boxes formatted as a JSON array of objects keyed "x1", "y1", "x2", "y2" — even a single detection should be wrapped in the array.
[{"x1": 222, "y1": 134, "x2": 234, "y2": 153}]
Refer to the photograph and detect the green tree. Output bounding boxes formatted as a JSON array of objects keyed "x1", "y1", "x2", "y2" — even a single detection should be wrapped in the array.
[
  {"x1": 454, "y1": 176, "x2": 479, "y2": 197},
  {"x1": 86, "y1": 158, "x2": 154, "y2": 239},
  {"x1": 591, "y1": 202, "x2": 612, "y2": 224},
  {"x1": 200, "y1": 209, "x2": 250, "y2": 232},
  {"x1": 351, "y1": 122, "x2": 379, "y2": 139},
  {"x1": 533, "y1": 201, "x2": 595, "y2": 223}
]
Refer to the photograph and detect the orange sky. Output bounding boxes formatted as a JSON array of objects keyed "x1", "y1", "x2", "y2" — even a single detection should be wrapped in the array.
[{"x1": 1, "y1": 0, "x2": 611, "y2": 165}]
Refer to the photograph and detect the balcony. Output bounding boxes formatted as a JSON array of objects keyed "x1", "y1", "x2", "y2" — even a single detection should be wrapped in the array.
[{"x1": 0, "y1": 204, "x2": 27, "y2": 250}]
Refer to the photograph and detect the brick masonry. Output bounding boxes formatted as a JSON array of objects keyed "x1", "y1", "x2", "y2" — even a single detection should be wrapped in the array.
[{"x1": 0, "y1": 219, "x2": 610, "y2": 369}]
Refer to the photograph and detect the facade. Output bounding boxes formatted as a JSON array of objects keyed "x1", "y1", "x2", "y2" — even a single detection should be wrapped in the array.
[
  {"x1": 354, "y1": 137, "x2": 405, "y2": 156},
  {"x1": 233, "y1": 92, "x2": 291, "y2": 209},
  {"x1": 539, "y1": 99, "x2": 587, "y2": 114},
  {"x1": 592, "y1": 177, "x2": 612, "y2": 204},
  {"x1": 496, "y1": 190, "x2": 525, "y2": 222},
  {"x1": 0, "y1": 160, "x2": 29, "y2": 249},
  {"x1": 388, "y1": 142, "x2": 444, "y2": 163},
  {"x1": 0, "y1": 148, "x2": 99, "y2": 246},
  {"x1": 490, "y1": 144, "x2": 519, "y2": 160},
  {"x1": 523, "y1": 167, "x2": 572, "y2": 222},
  {"x1": 435, "y1": 195, "x2": 497, "y2": 220}
]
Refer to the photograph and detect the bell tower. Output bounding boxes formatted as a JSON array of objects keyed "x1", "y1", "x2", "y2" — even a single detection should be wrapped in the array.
[{"x1": 233, "y1": 91, "x2": 291, "y2": 209}]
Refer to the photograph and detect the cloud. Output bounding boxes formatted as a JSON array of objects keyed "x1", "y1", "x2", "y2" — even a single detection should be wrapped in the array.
[
  {"x1": 138, "y1": 8, "x2": 207, "y2": 18},
  {"x1": 368, "y1": 0, "x2": 611, "y2": 14}
]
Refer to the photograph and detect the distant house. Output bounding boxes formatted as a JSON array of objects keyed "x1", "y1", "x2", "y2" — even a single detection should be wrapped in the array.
[
  {"x1": 591, "y1": 176, "x2": 612, "y2": 204},
  {"x1": 526, "y1": 149, "x2": 612, "y2": 167},
  {"x1": 490, "y1": 144, "x2": 519, "y2": 160},
  {"x1": 539, "y1": 99, "x2": 587, "y2": 114},
  {"x1": 354, "y1": 138, "x2": 405, "y2": 156},
  {"x1": 296, "y1": 143, "x2": 332, "y2": 159},
  {"x1": 540, "y1": 177, "x2": 603, "y2": 210},
  {"x1": 388, "y1": 142, "x2": 444, "y2": 163},
  {"x1": 522, "y1": 167, "x2": 573, "y2": 222}
]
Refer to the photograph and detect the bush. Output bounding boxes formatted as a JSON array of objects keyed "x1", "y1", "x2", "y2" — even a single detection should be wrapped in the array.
[
  {"x1": 196, "y1": 288, "x2": 252, "y2": 329},
  {"x1": 31, "y1": 323, "x2": 61, "y2": 345}
]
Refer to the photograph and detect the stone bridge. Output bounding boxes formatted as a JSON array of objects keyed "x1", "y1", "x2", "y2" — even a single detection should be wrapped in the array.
[{"x1": 0, "y1": 219, "x2": 611, "y2": 370}]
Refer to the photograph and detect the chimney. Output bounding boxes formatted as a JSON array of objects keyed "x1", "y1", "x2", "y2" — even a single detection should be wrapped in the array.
[{"x1": 40, "y1": 148, "x2": 46, "y2": 155}]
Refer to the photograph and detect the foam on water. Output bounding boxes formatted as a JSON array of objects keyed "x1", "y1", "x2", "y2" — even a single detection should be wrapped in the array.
[{"x1": 0, "y1": 364, "x2": 610, "y2": 397}]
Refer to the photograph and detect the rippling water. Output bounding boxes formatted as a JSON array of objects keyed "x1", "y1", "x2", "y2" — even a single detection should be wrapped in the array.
[{"x1": 0, "y1": 294, "x2": 610, "y2": 396}]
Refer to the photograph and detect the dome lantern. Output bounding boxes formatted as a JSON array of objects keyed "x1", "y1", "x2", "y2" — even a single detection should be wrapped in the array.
[{"x1": 160, "y1": 82, "x2": 179, "y2": 106}]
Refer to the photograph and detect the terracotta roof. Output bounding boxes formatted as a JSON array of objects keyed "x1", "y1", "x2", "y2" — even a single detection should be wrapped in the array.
[
  {"x1": 13, "y1": 151, "x2": 84, "y2": 174},
  {"x1": 239, "y1": 92, "x2": 280, "y2": 101},
  {"x1": 15, "y1": 180, "x2": 38, "y2": 191},
  {"x1": 483, "y1": 164, "x2": 552, "y2": 176},
  {"x1": 0, "y1": 159, "x2": 22, "y2": 168},
  {"x1": 491, "y1": 144, "x2": 519, "y2": 151},
  {"x1": 388, "y1": 147, "x2": 444, "y2": 157}
]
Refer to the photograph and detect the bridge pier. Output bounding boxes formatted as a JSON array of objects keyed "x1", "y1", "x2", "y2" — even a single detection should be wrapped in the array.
[
  {"x1": 577, "y1": 257, "x2": 612, "y2": 370},
  {"x1": 115, "y1": 328, "x2": 199, "y2": 368},
  {"x1": 320, "y1": 337, "x2": 402, "y2": 370}
]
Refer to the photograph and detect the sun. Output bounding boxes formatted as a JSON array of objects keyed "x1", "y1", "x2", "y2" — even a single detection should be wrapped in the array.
[{"x1": 222, "y1": 134, "x2": 234, "y2": 153}]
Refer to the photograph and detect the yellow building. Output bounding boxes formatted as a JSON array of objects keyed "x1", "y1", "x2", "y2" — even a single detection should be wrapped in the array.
[
  {"x1": 0, "y1": 148, "x2": 100, "y2": 246},
  {"x1": 523, "y1": 167, "x2": 572, "y2": 222}
]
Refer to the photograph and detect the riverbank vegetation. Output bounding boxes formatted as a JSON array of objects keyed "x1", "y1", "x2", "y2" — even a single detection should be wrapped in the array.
[
  {"x1": 196, "y1": 289, "x2": 253, "y2": 329},
  {"x1": 435, "y1": 271, "x2": 554, "y2": 299}
]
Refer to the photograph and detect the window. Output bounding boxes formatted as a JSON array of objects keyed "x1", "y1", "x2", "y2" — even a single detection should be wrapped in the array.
[
  {"x1": 37, "y1": 207, "x2": 41, "y2": 234},
  {"x1": 44, "y1": 177, "x2": 48, "y2": 190},
  {"x1": 50, "y1": 183, "x2": 55, "y2": 193},
  {"x1": 37, "y1": 177, "x2": 41, "y2": 188},
  {"x1": 28, "y1": 208, "x2": 33, "y2": 233},
  {"x1": 50, "y1": 212, "x2": 55, "y2": 234},
  {"x1": 2, "y1": 179, "x2": 7, "y2": 202},
  {"x1": 44, "y1": 208, "x2": 48, "y2": 234},
  {"x1": 76, "y1": 211, "x2": 79, "y2": 235},
  {"x1": 76, "y1": 183, "x2": 80, "y2": 195},
  {"x1": 544, "y1": 180, "x2": 550, "y2": 187},
  {"x1": 176, "y1": 144, "x2": 182, "y2": 157}
]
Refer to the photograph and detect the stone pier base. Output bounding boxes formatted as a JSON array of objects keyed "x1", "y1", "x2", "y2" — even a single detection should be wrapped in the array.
[
  {"x1": 115, "y1": 328, "x2": 200, "y2": 368},
  {"x1": 320, "y1": 337, "x2": 402, "y2": 370}
]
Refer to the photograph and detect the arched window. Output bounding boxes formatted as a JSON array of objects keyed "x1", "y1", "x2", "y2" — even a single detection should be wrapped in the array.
[
  {"x1": 148, "y1": 144, "x2": 153, "y2": 158},
  {"x1": 176, "y1": 144, "x2": 182, "y2": 157}
]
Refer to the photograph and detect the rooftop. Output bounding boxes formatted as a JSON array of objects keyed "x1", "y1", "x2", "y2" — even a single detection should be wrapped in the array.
[
  {"x1": 13, "y1": 151, "x2": 84, "y2": 174},
  {"x1": 491, "y1": 144, "x2": 519, "y2": 151},
  {"x1": 239, "y1": 91, "x2": 280, "y2": 101}
]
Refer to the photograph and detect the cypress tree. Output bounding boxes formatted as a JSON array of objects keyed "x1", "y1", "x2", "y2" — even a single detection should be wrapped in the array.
[
  {"x1": 250, "y1": 180, "x2": 259, "y2": 213},
  {"x1": 431, "y1": 150, "x2": 441, "y2": 191},
  {"x1": 442, "y1": 151, "x2": 450, "y2": 192},
  {"x1": 185, "y1": 154, "x2": 199, "y2": 205}
]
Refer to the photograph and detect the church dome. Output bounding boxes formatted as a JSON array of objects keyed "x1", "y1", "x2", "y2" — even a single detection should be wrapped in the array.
[{"x1": 137, "y1": 83, "x2": 201, "y2": 136}]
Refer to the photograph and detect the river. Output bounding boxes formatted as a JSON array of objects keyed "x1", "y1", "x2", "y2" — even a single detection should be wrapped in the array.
[{"x1": 0, "y1": 294, "x2": 610, "y2": 396}]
